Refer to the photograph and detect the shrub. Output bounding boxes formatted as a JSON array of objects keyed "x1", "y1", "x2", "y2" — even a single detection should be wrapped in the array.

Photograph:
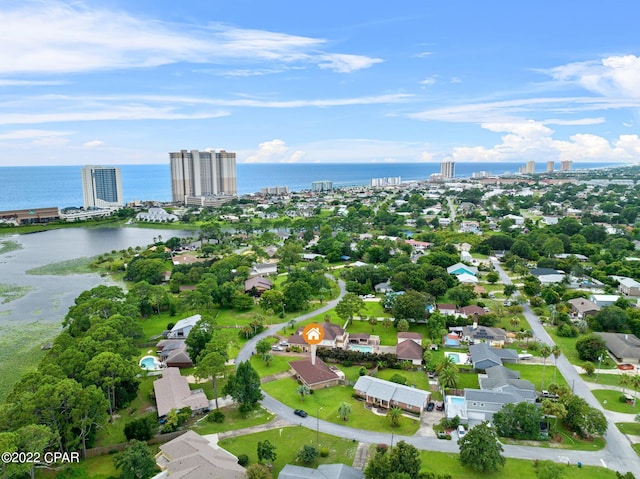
[
  {"x1": 557, "y1": 323, "x2": 578, "y2": 337},
  {"x1": 237, "y1": 454, "x2": 249, "y2": 466},
  {"x1": 445, "y1": 434, "x2": 452, "y2": 440},
  {"x1": 207, "y1": 410, "x2": 225, "y2": 423},
  {"x1": 320, "y1": 447, "x2": 329, "y2": 457},
  {"x1": 390, "y1": 373, "x2": 408, "y2": 385},
  {"x1": 166, "y1": 322, "x2": 175, "y2": 331},
  {"x1": 376, "y1": 443, "x2": 388, "y2": 454},
  {"x1": 124, "y1": 414, "x2": 157, "y2": 441}
]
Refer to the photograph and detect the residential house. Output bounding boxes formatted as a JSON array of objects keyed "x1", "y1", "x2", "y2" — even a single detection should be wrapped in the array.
[
  {"x1": 278, "y1": 463, "x2": 364, "y2": 479},
  {"x1": 595, "y1": 332, "x2": 640, "y2": 363},
  {"x1": 153, "y1": 430, "x2": 245, "y2": 479},
  {"x1": 555, "y1": 253, "x2": 588, "y2": 262},
  {"x1": 447, "y1": 262, "x2": 478, "y2": 276},
  {"x1": 456, "y1": 273, "x2": 479, "y2": 284},
  {"x1": 171, "y1": 254, "x2": 208, "y2": 266},
  {"x1": 396, "y1": 333, "x2": 423, "y2": 366},
  {"x1": 353, "y1": 376, "x2": 430, "y2": 414},
  {"x1": 460, "y1": 324, "x2": 508, "y2": 347},
  {"x1": 567, "y1": 298, "x2": 600, "y2": 320},
  {"x1": 289, "y1": 358, "x2": 342, "y2": 390},
  {"x1": 244, "y1": 276, "x2": 272, "y2": 294},
  {"x1": 460, "y1": 251, "x2": 473, "y2": 263},
  {"x1": 458, "y1": 305, "x2": 487, "y2": 319},
  {"x1": 468, "y1": 343, "x2": 518, "y2": 370},
  {"x1": 590, "y1": 294, "x2": 621, "y2": 308},
  {"x1": 447, "y1": 365, "x2": 536, "y2": 423},
  {"x1": 167, "y1": 314, "x2": 201, "y2": 339},
  {"x1": 618, "y1": 277, "x2": 640, "y2": 297},
  {"x1": 152, "y1": 368, "x2": 209, "y2": 418},
  {"x1": 156, "y1": 340, "x2": 193, "y2": 368},
  {"x1": 290, "y1": 322, "x2": 348, "y2": 350},
  {"x1": 504, "y1": 214, "x2": 524, "y2": 225},
  {"x1": 374, "y1": 281, "x2": 393, "y2": 293},
  {"x1": 530, "y1": 268, "x2": 566, "y2": 285},
  {"x1": 437, "y1": 304, "x2": 457, "y2": 316},
  {"x1": 250, "y1": 262, "x2": 278, "y2": 277}
]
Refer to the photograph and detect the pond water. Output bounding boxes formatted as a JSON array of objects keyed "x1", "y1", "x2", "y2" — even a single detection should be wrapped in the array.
[{"x1": 0, "y1": 227, "x2": 193, "y2": 327}]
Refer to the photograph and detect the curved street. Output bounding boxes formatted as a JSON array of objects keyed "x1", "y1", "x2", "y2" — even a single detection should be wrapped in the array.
[{"x1": 231, "y1": 266, "x2": 640, "y2": 475}]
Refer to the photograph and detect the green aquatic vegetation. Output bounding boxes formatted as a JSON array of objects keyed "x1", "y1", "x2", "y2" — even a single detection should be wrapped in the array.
[
  {"x1": 0, "y1": 283, "x2": 32, "y2": 304},
  {"x1": 26, "y1": 257, "x2": 97, "y2": 276},
  {"x1": 0, "y1": 240, "x2": 22, "y2": 255}
]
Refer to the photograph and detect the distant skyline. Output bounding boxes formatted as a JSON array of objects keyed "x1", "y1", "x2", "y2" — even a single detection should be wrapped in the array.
[{"x1": 2, "y1": 1, "x2": 640, "y2": 166}]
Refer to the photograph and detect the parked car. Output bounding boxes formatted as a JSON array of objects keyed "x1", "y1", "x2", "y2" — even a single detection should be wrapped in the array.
[
  {"x1": 457, "y1": 425, "x2": 466, "y2": 438},
  {"x1": 435, "y1": 401, "x2": 444, "y2": 411},
  {"x1": 272, "y1": 345, "x2": 284, "y2": 351},
  {"x1": 294, "y1": 409, "x2": 308, "y2": 418},
  {"x1": 280, "y1": 341, "x2": 290, "y2": 347},
  {"x1": 426, "y1": 402, "x2": 435, "y2": 412}
]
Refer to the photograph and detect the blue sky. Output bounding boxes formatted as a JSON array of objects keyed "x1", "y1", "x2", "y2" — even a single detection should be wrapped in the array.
[{"x1": 2, "y1": 0, "x2": 640, "y2": 166}]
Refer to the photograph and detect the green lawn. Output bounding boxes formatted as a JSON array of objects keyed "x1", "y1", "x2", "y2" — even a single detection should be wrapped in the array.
[
  {"x1": 262, "y1": 379, "x2": 420, "y2": 435},
  {"x1": 616, "y1": 422, "x2": 640, "y2": 435},
  {"x1": 418, "y1": 451, "x2": 617, "y2": 479},
  {"x1": 375, "y1": 368, "x2": 431, "y2": 390},
  {"x1": 592, "y1": 389, "x2": 640, "y2": 414},
  {"x1": 580, "y1": 373, "x2": 631, "y2": 387},
  {"x1": 37, "y1": 453, "x2": 120, "y2": 479},
  {"x1": 504, "y1": 363, "x2": 567, "y2": 390},
  {"x1": 192, "y1": 405, "x2": 275, "y2": 434},
  {"x1": 251, "y1": 353, "x2": 305, "y2": 377},
  {"x1": 94, "y1": 376, "x2": 157, "y2": 447},
  {"x1": 219, "y1": 426, "x2": 358, "y2": 476}
]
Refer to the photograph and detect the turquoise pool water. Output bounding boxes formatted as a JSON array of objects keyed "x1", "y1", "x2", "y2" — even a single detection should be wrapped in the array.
[
  {"x1": 139, "y1": 356, "x2": 162, "y2": 370},
  {"x1": 449, "y1": 396, "x2": 465, "y2": 405},
  {"x1": 448, "y1": 353, "x2": 461, "y2": 363},
  {"x1": 350, "y1": 345, "x2": 373, "y2": 353}
]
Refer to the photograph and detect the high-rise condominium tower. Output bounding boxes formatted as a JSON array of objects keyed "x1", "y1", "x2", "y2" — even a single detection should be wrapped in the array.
[
  {"x1": 81, "y1": 165, "x2": 123, "y2": 209},
  {"x1": 525, "y1": 161, "x2": 536, "y2": 174},
  {"x1": 169, "y1": 150, "x2": 237, "y2": 203},
  {"x1": 440, "y1": 161, "x2": 455, "y2": 179},
  {"x1": 561, "y1": 160, "x2": 573, "y2": 171},
  {"x1": 547, "y1": 161, "x2": 554, "y2": 173}
]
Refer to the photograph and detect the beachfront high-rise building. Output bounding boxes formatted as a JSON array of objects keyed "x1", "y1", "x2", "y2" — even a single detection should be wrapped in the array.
[
  {"x1": 169, "y1": 149, "x2": 237, "y2": 203},
  {"x1": 81, "y1": 165, "x2": 123, "y2": 209},
  {"x1": 561, "y1": 160, "x2": 573, "y2": 171},
  {"x1": 525, "y1": 161, "x2": 536, "y2": 174},
  {"x1": 547, "y1": 161, "x2": 554, "y2": 173},
  {"x1": 440, "y1": 161, "x2": 455, "y2": 179},
  {"x1": 311, "y1": 181, "x2": 333, "y2": 192}
]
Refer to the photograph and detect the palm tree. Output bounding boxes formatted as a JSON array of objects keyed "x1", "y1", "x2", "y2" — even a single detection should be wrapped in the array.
[
  {"x1": 551, "y1": 345, "x2": 561, "y2": 384},
  {"x1": 435, "y1": 356, "x2": 455, "y2": 374},
  {"x1": 540, "y1": 344, "x2": 552, "y2": 390},
  {"x1": 338, "y1": 401, "x2": 352, "y2": 422},
  {"x1": 382, "y1": 317, "x2": 392, "y2": 331},
  {"x1": 296, "y1": 384, "x2": 310, "y2": 402},
  {"x1": 263, "y1": 353, "x2": 274, "y2": 367},
  {"x1": 509, "y1": 317, "x2": 520, "y2": 330},
  {"x1": 387, "y1": 406, "x2": 403, "y2": 427},
  {"x1": 368, "y1": 316, "x2": 378, "y2": 332},
  {"x1": 620, "y1": 373, "x2": 632, "y2": 397},
  {"x1": 631, "y1": 375, "x2": 640, "y2": 407},
  {"x1": 377, "y1": 360, "x2": 387, "y2": 370},
  {"x1": 438, "y1": 365, "x2": 459, "y2": 390},
  {"x1": 422, "y1": 350, "x2": 433, "y2": 368}
]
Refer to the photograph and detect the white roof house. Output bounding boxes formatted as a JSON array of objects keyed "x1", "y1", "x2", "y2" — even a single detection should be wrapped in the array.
[
  {"x1": 353, "y1": 376, "x2": 430, "y2": 413},
  {"x1": 167, "y1": 314, "x2": 201, "y2": 339}
]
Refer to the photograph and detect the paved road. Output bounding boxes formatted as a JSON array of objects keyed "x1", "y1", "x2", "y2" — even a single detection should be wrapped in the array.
[
  {"x1": 232, "y1": 266, "x2": 640, "y2": 475},
  {"x1": 236, "y1": 275, "x2": 347, "y2": 365},
  {"x1": 492, "y1": 259, "x2": 640, "y2": 475}
]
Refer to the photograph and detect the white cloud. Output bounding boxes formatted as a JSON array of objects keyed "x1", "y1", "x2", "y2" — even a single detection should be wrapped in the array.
[
  {"x1": 318, "y1": 53, "x2": 383, "y2": 73},
  {"x1": 33, "y1": 136, "x2": 70, "y2": 146},
  {"x1": 0, "y1": 79, "x2": 67, "y2": 86},
  {"x1": 0, "y1": 2, "x2": 381, "y2": 75},
  {"x1": 415, "y1": 51, "x2": 433, "y2": 58},
  {"x1": 420, "y1": 76, "x2": 437, "y2": 86},
  {"x1": 543, "y1": 117, "x2": 605, "y2": 126},
  {"x1": 244, "y1": 139, "x2": 305, "y2": 163},
  {"x1": 83, "y1": 140, "x2": 105, "y2": 148},
  {"x1": 421, "y1": 151, "x2": 434, "y2": 161},
  {"x1": 0, "y1": 129, "x2": 71, "y2": 140},
  {"x1": 548, "y1": 55, "x2": 640, "y2": 98}
]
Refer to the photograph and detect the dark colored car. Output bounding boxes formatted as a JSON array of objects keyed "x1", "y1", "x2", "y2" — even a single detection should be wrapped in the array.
[
  {"x1": 426, "y1": 402, "x2": 435, "y2": 412},
  {"x1": 294, "y1": 409, "x2": 308, "y2": 418}
]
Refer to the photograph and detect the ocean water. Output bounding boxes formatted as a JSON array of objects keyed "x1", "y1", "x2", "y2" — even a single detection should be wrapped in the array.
[{"x1": 0, "y1": 162, "x2": 620, "y2": 211}]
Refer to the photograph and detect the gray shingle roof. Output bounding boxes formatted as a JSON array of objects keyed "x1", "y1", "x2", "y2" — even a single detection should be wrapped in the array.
[{"x1": 353, "y1": 376, "x2": 429, "y2": 410}]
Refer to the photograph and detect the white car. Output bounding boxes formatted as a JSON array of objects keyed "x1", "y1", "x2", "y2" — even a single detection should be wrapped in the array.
[
  {"x1": 457, "y1": 425, "x2": 466, "y2": 438},
  {"x1": 271, "y1": 345, "x2": 284, "y2": 351}
]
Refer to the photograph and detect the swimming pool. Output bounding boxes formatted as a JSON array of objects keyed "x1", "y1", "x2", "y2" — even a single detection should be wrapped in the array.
[
  {"x1": 350, "y1": 345, "x2": 373, "y2": 353},
  {"x1": 139, "y1": 356, "x2": 162, "y2": 370},
  {"x1": 449, "y1": 396, "x2": 465, "y2": 405},
  {"x1": 448, "y1": 353, "x2": 461, "y2": 363}
]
